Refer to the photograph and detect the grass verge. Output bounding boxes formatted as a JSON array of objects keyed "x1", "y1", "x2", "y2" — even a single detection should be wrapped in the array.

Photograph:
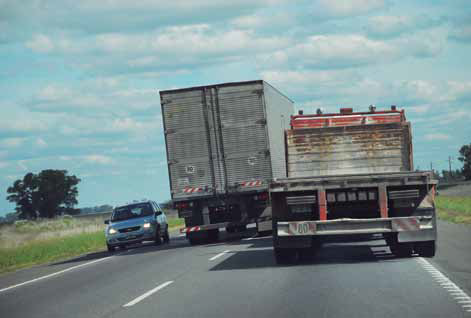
[
  {"x1": 436, "y1": 196, "x2": 471, "y2": 224},
  {"x1": 0, "y1": 217, "x2": 184, "y2": 274}
]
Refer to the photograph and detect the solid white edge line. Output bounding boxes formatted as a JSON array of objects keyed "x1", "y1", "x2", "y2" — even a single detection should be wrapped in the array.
[
  {"x1": 0, "y1": 256, "x2": 113, "y2": 293},
  {"x1": 123, "y1": 281, "x2": 174, "y2": 307},
  {"x1": 209, "y1": 250, "x2": 231, "y2": 261},
  {"x1": 417, "y1": 257, "x2": 471, "y2": 313}
]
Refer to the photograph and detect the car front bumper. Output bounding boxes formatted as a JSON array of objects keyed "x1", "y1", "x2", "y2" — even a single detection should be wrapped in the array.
[{"x1": 106, "y1": 228, "x2": 156, "y2": 246}]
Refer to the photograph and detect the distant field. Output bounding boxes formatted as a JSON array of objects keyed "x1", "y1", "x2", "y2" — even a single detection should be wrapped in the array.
[
  {"x1": 436, "y1": 196, "x2": 471, "y2": 224},
  {"x1": 0, "y1": 215, "x2": 184, "y2": 274}
]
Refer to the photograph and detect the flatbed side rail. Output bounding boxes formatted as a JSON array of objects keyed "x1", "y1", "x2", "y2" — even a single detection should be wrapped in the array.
[{"x1": 270, "y1": 171, "x2": 437, "y2": 192}]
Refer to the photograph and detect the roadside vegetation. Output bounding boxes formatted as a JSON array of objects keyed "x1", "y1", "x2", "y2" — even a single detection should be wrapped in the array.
[
  {"x1": 0, "y1": 215, "x2": 184, "y2": 274},
  {"x1": 436, "y1": 196, "x2": 471, "y2": 224}
]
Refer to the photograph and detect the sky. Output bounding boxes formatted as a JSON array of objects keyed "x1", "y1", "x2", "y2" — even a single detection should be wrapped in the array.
[{"x1": 1, "y1": 0, "x2": 470, "y2": 215}]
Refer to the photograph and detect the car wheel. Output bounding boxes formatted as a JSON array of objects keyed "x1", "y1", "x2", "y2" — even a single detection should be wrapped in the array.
[
  {"x1": 107, "y1": 244, "x2": 115, "y2": 252},
  {"x1": 163, "y1": 227, "x2": 170, "y2": 244},
  {"x1": 155, "y1": 227, "x2": 162, "y2": 245}
]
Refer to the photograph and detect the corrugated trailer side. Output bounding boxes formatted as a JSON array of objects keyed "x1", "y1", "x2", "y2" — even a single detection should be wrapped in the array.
[
  {"x1": 161, "y1": 88, "x2": 221, "y2": 200},
  {"x1": 214, "y1": 81, "x2": 271, "y2": 193},
  {"x1": 160, "y1": 80, "x2": 294, "y2": 241},
  {"x1": 263, "y1": 82, "x2": 294, "y2": 180}
]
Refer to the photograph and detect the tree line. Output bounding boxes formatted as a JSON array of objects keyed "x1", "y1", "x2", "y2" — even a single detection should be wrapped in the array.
[{"x1": 6, "y1": 170, "x2": 80, "y2": 220}]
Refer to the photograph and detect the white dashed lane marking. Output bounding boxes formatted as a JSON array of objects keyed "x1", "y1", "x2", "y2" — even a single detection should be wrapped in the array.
[
  {"x1": 209, "y1": 250, "x2": 231, "y2": 261},
  {"x1": 123, "y1": 281, "x2": 174, "y2": 307},
  {"x1": 417, "y1": 257, "x2": 471, "y2": 313}
]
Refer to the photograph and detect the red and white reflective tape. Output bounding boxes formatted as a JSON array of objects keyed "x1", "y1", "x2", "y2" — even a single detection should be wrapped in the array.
[
  {"x1": 392, "y1": 218, "x2": 420, "y2": 232},
  {"x1": 180, "y1": 226, "x2": 200, "y2": 233},
  {"x1": 241, "y1": 180, "x2": 262, "y2": 187},
  {"x1": 183, "y1": 187, "x2": 203, "y2": 193}
]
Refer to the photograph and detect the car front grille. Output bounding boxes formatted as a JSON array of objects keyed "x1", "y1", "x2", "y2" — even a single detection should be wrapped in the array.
[
  {"x1": 117, "y1": 234, "x2": 143, "y2": 242},
  {"x1": 118, "y1": 226, "x2": 140, "y2": 233}
]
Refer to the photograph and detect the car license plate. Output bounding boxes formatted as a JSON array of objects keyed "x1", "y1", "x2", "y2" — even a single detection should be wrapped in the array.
[
  {"x1": 126, "y1": 235, "x2": 137, "y2": 240},
  {"x1": 289, "y1": 222, "x2": 316, "y2": 235}
]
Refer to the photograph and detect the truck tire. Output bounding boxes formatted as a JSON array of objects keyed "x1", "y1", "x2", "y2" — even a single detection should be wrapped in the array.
[
  {"x1": 391, "y1": 243, "x2": 413, "y2": 257},
  {"x1": 274, "y1": 248, "x2": 297, "y2": 265},
  {"x1": 414, "y1": 241, "x2": 436, "y2": 257},
  {"x1": 208, "y1": 229, "x2": 219, "y2": 242},
  {"x1": 107, "y1": 244, "x2": 115, "y2": 252},
  {"x1": 187, "y1": 232, "x2": 199, "y2": 245},
  {"x1": 237, "y1": 225, "x2": 247, "y2": 232}
]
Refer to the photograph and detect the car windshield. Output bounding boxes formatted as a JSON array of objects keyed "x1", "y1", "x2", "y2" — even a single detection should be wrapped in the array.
[{"x1": 111, "y1": 203, "x2": 153, "y2": 221}]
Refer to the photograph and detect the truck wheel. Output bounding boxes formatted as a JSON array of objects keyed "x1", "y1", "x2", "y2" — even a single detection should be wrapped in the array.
[
  {"x1": 274, "y1": 248, "x2": 297, "y2": 265},
  {"x1": 237, "y1": 225, "x2": 247, "y2": 232},
  {"x1": 208, "y1": 229, "x2": 219, "y2": 242},
  {"x1": 226, "y1": 226, "x2": 235, "y2": 233},
  {"x1": 391, "y1": 243, "x2": 413, "y2": 258},
  {"x1": 187, "y1": 232, "x2": 199, "y2": 245},
  {"x1": 107, "y1": 244, "x2": 115, "y2": 252},
  {"x1": 155, "y1": 228, "x2": 162, "y2": 245},
  {"x1": 414, "y1": 241, "x2": 436, "y2": 257}
]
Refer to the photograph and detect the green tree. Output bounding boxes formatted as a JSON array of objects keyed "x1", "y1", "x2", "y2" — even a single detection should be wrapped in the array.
[
  {"x1": 6, "y1": 170, "x2": 80, "y2": 219},
  {"x1": 459, "y1": 144, "x2": 471, "y2": 180}
]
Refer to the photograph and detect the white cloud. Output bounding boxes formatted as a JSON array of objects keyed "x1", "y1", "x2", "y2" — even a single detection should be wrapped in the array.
[
  {"x1": 449, "y1": 24, "x2": 471, "y2": 42},
  {"x1": 366, "y1": 15, "x2": 412, "y2": 37},
  {"x1": 365, "y1": 15, "x2": 444, "y2": 38},
  {"x1": 231, "y1": 12, "x2": 293, "y2": 29},
  {"x1": 0, "y1": 137, "x2": 27, "y2": 148},
  {"x1": 35, "y1": 138, "x2": 47, "y2": 148},
  {"x1": 84, "y1": 154, "x2": 113, "y2": 165},
  {"x1": 26, "y1": 34, "x2": 54, "y2": 53},
  {"x1": 259, "y1": 33, "x2": 443, "y2": 69},
  {"x1": 314, "y1": 0, "x2": 385, "y2": 18},
  {"x1": 424, "y1": 133, "x2": 451, "y2": 141},
  {"x1": 409, "y1": 104, "x2": 432, "y2": 114}
]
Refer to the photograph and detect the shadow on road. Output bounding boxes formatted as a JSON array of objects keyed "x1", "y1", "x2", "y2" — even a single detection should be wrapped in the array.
[{"x1": 209, "y1": 240, "x2": 398, "y2": 271}]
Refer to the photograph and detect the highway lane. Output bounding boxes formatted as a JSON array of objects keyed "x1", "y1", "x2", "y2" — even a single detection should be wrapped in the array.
[{"x1": 0, "y1": 227, "x2": 470, "y2": 318}]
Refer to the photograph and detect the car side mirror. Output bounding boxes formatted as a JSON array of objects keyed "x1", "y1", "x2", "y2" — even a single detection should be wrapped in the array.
[
  {"x1": 104, "y1": 220, "x2": 110, "y2": 225},
  {"x1": 155, "y1": 211, "x2": 162, "y2": 217}
]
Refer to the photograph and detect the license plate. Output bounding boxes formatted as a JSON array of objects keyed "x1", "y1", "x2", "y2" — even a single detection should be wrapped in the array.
[
  {"x1": 289, "y1": 222, "x2": 316, "y2": 235},
  {"x1": 126, "y1": 235, "x2": 137, "y2": 240}
]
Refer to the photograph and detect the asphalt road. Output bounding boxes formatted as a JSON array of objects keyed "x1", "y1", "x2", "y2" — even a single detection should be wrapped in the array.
[{"x1": 1, "y1": 221, "x2": 471, "y2": 318}]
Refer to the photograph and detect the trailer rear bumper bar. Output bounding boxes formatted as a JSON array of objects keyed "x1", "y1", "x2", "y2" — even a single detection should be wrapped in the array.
[
  {"x1": 180, "y1": 216, "x2": 272, "y2": 233},
  {"x1": 276, "y1": 216, "x2": 434, "y2": 237}
]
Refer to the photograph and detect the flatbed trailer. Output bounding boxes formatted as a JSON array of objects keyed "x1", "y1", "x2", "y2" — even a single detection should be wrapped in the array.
[{"x1": 270, "y1": 107, "x2": 438, "y2": 263}]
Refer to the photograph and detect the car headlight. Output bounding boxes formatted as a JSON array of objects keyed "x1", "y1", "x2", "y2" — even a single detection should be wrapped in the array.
[
  {"x1": 108, "y1": 228, "x2": 117, "y2": 235},
  {"x1": 143, "y1": 223, "x2": 151, "y2": 229}
]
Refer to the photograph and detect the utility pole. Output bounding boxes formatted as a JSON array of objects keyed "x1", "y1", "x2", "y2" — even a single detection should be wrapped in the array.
[
  {"x1": 448, "y1": 156, "x2": 453, "y2": 180},
  {"x1": 430, "y1": 162, "x2": 433, "y2": 172}
]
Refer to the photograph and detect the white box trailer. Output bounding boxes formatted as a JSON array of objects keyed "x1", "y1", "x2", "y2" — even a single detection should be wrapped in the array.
[{"x1": 160, "y1": 80, "x2": 293, "y2": 243}]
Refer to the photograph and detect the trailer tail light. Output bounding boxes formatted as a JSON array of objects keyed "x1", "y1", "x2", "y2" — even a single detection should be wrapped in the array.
[
  {"x1": 176, "y1": 202, "x2": 193, "y2": 210},
  {"x1": 254, "y1": 192, "x2": 269, "y2": 201}
]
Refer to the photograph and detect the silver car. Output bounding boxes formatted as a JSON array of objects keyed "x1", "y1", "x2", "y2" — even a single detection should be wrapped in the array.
[{"x1": 104, "y1": 200, "x2": 169, "y2": 252}]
